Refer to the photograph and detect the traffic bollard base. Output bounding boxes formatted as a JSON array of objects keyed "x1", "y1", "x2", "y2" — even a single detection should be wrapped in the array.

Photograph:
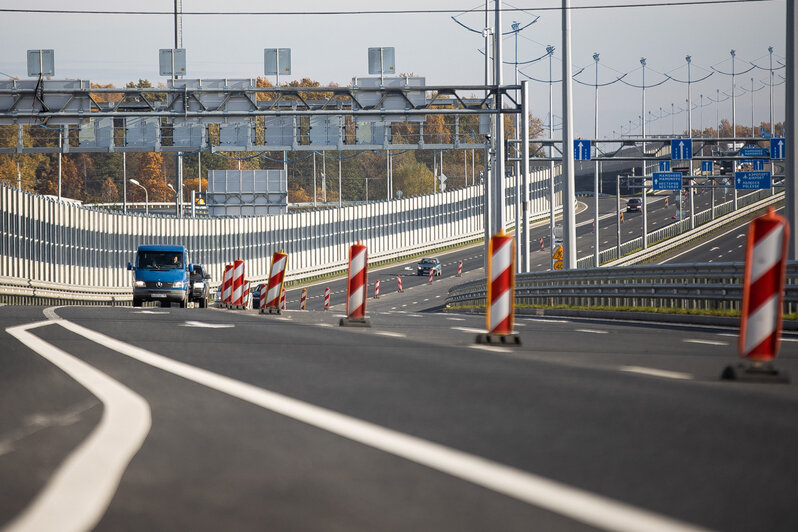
[
  {"x1": 260, "y1": 306, "x2": 282, "y2": 315},
  {"x1": 339, "y1": 317, "x2": 372, "y2": 328},
  {"x1": 475, "y1": 333, "x2": 521, "y2": 345},
  {"x1": 720, "y1": 363, "x2": 790, "y2": 384}
]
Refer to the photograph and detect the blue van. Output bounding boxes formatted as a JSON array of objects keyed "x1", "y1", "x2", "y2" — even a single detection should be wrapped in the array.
[{"x1": 127, "y1": 245, "x2": 193, "y2": 307}]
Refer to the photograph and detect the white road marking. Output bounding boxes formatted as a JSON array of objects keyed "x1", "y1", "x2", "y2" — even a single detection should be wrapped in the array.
[
  {"x1": 716, "y1": 333, "x2": 737, "y2": 337},
  {"x1": 5, "y1": 320, "x2": 151, "y2": 532},
  {"x1": 375, "y1": 331, "x2": 406, "y2": 338},
  {"x1": 452, "y1": 326, "x2": 487, "y2": 334},
  {"x1": 469, "y1": 345, "x2": 513, "y2": 354},
  {"x1": 182, "y1": 321, "x2": 235, "y2": 328},
  {"x1": 684, "y1": 339, "x2": 728, "y2": 346},
  {"x1": 575, "y1": 329, "x2": 608, "y2": 334},
  {"x1": 133, "y1": 310, "x2": 169, "y2": 314},
  {"x1": 619, "y1": 366, "x2": 694, "y2": 381},
  {"x1": 523, "y1": 318, "x2": 570, "y2": 324},
  {"x1": 446, "y1": 317, "x2": 466, "y2": 321},
  {"x1": 779, "y1": 337, "x2": 798, "y2": 343},
  {"x1": 46, "y1": 316, "x2": 707, "y2": 531},
  {"x1": 315, "y1": 323, "x2": 334, "y2": 328}
]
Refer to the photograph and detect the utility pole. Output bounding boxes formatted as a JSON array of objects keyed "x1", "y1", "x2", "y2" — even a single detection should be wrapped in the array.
[
  {"x1": 640, "y1": 58, "x2": 648, "y2": 250},
  {"x1": 593, "y1": 52, "x2": 600, "y2": 267},
  {"x1": 561, "y1": 0, "x2": 577, "y2": 269},
  {"x1": 492, "y1": 0, "x2": 505, "y2": 235}
]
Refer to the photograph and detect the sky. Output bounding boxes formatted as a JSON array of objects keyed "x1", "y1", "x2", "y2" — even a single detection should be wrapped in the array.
[{"x1": 0, "y1": 0, "x2": 787, "y2": 139}]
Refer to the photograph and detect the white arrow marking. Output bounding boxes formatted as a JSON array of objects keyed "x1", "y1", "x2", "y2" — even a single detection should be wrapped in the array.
[{"x1": 181, "y1": 321, "x2": 235, "y2": 329}]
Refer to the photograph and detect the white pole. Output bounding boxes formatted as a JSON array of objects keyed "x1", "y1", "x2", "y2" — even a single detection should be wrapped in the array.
[
  {"x1": 561, "y1": 0, "x2": 576, "y2": 269},
  {"x1": 593, "y1": 53, "x2": 600, "y2": 267}
]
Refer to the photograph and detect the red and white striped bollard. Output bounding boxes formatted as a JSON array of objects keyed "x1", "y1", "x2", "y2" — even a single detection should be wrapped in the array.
[
  {"x1": 397, "y1": 274, "x2": 403, "y2": 292},
  {"x1": 374, "y1": 279, "x2": 380, "y2": 299},
  {"x1": 261, "y1": 250, "x2": 288, "y2": 314},
  {"x1": 299, "y1": 288, "x2": 307, "y2": 310},
  {"x1": 428, "y1": 267, "x2": 434, "y2": 284},
  {"x1": 222, "y1": 263, "x2": 233, "y2": 307},
  {"x1": 457, "y1": 261, "x2": 463, "y2": 277},
  {"x1": 280, "y1": 287, "x2": 286, "y2": 310},
  {"x1": 323, "y1": 286, "x2": 331, "y2": 311},
  {"x1": 231, "y1": 258, "x2": 245, "y2": 308},
  {"x1": 341, "y1": 241, "x2": 370, "y2": 326},
  {"x1": 725, "y1": 207, "x2": 790, "y2": 382},
  {"x1": 539, "y1": 237, "x2": 544, "y2": 251},
  {"x1": 477, "y1": 230, "x2": 520, "y2": 345}
]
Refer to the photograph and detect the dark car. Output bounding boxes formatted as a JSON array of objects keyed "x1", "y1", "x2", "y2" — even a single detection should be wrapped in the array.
[
  {"x1": 251, "y1": 282, "x2": 267, "y2": 309},
  {"x1": 189, "y1": 264, "x2": 211, "y2": 308},
  {"x1": 417, "y1": 257, "x2": 442, "y2": 276},
  {"x1": 626, "y1": 198, "x2": 643, "y2": 212}
]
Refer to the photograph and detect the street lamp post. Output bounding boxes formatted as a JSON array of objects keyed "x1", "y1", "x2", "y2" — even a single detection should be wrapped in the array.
[
  {"x1": 592, "y1": 52, "x2": 600, "y2": 267},
  {"x1": 731, "y1": 49, "x2": 738, "y2": 209},
  {"x1": 129, "y1": 179, "x2": 148, "y2": 215},
  {"x1": 640, "y1": 57, "x2": 648, "y2": 250},
  {"x1": 687, "y1": 55, "x2": 695, "y2": 229},
  {"x1": 547, "y1": 44, "x2": 555, "y2": 269},
  {"x1": 769, "y1": 46, "x2": 774, "y2": 136}
]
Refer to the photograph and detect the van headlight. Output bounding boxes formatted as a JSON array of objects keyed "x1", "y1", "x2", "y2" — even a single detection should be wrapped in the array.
[
  {"x1": 173, "y1": 281, "x2": 184, "y2": 288},
  {"x1": 134, "y1": 280, "x2": 146, "y2": 287},
  {"x1": 193, "y1": 281, "x2": 204, "y2": 288}
]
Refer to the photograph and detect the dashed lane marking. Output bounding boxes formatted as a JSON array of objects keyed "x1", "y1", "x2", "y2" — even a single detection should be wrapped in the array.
[
  {"x1": 375, "y1": 331, "x2": 406, "y2": 338},
  {"x1": 575, "y1": 329, "x2": 608, "y2": 334},
  {"x1": 619, "y1": 366, "x2": 694, "y2": 381},
  {"x1": 683, "y1": 339, "x2": 728, "y2": 346},
  {"x1": 182, "y1": 321, "x2": 235, "y2": 328}
]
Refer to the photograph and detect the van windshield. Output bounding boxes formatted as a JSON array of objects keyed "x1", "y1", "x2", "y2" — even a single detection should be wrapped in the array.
[{"x1": 138, "y1": 251, "x2": 183, "y2": 269}]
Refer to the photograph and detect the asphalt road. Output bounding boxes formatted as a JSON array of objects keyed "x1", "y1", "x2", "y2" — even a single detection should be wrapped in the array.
[{"x1": 2, "y1": 189, "x2": 791, "y2": 532}]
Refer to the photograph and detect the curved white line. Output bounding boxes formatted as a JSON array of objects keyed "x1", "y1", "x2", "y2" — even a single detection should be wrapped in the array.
[
  {"x1": 56, "y1": 318, "x2": 705, "y2": 532},
  {"x1": 4, "y1": 320, "x2": 151, "y2": 532}
]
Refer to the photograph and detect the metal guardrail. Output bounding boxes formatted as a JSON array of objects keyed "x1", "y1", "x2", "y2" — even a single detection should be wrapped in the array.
[
  {"x1": 0, "y1": 276, "x2": 132, "y2": 306},
  {"x1": 447, "y1": 262, "x2": 798, "y2": 314}
]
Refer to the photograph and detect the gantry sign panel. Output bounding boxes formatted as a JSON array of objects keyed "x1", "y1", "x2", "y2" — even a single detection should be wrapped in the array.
[{"x1": 0, "y1": 78, "x2": 498, "y2": 154}]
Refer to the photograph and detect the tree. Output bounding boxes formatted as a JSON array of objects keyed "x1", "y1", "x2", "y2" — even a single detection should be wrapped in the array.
[
  {"x1": 392, "y1": 154, "x2": 434, "y2": 197},
  {"x1": 100, "y1": 177, "x2": 119, "y2": 203},
  {"x1": 37, "y1": 155, "x2": 83, "y2": 200},
  {"x1": 135, "y1": 152, "x2": 170, "y2": 201}
]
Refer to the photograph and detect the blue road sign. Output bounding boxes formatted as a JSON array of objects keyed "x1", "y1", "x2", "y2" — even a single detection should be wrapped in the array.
[
  {"x1": 739, "y1": 145, "x2": 768, "y2": 157},
  {"x1": 752, "y1": 160, "x2": 765, "y2": 170},
  {"x1": 652, "y1": 172, "x2": 683, "y2": 191},
  {"x1": 770, "y1": 138, "x2": 786, "y2": 159},
  {"x1": 735, "y1": 171, "x2": 771, "y2": 190},
  {"x1": 670, "y1": 139, "x2": 692, "y2": 160},
  {"x1": 574, "y1": 140, "x2": 591, "y2": 161},
  {"x1": 658, "y1": 160, "x2": 671, "y2": 171},
  {"x1": 701, "y1": 160, "x2": 713, "y2": 173}
]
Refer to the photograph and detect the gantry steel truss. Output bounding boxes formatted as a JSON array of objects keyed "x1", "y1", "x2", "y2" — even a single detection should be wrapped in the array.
[{"x1": 0, "y1": 80, "x2": 522, "y2": 153}]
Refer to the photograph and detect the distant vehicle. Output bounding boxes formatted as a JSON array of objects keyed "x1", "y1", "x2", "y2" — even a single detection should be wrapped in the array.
[
  {"x1": 188, "y1": 264, "x2": 211, "y2": 308},
  {"x1": 417, "y1": 257, "x2": 442, "y2": 276},
  {"x1": 626, "y1": 198, "x2": 643, "y2": 212},
  {"x1": 251, "y1": 282, "x2": 268, "y2": 309},
  {"x1": 128, "y1": 245, "x2": 192, "y2": 308}
]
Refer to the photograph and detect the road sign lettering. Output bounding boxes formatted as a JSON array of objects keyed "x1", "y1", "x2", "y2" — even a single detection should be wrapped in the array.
[
  {"x1": 735, "y1": 171, "x2": 771, "y2": 190},
  {"x1": 652, "y1": 172, "x2": 683, "y2": 191},
  {"x1": 739, "y1": 145, "x2": 768, "y2": 157}
]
